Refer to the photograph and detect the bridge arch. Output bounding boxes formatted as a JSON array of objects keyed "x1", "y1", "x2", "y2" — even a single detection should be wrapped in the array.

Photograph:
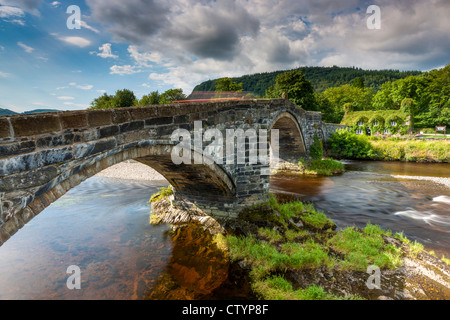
[
  {"x1": 269, "y1": 111, "x2": 307, "y2": 165},
  {"x1": 0, "y1": 141, "x2": 236, "y2": 245}
]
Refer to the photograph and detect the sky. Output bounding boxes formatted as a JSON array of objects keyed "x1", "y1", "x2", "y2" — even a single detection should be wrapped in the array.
[{"x1": 0, "y1": 0, "x2": 449, "y2": 113}]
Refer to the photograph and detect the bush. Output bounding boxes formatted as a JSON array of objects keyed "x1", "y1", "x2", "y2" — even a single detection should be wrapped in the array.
[{"x1": 328, "y1": 129, "x2": 376, "y2": 159}]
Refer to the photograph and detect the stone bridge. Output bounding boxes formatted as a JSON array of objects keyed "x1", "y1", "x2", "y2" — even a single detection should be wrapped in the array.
[{"x1": 0, "y1": 98, "x2": 344, "y2": 245}]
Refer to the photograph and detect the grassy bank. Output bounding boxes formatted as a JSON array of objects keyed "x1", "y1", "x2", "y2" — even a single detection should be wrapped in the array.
[
  {"x1": 327, "y1": 129, "x2": 450, "y2": 162},
  {"x1": 226, "y1": 195, "x2": 447, "y2": 300},
  {"x1": 296, "y1": 158, "x2": 345, "y2": 176}
]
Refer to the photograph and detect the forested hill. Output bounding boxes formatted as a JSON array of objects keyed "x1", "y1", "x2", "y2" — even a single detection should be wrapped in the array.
[{"x1": 191, "y1": 66, "x2": 422, "y2": 97}]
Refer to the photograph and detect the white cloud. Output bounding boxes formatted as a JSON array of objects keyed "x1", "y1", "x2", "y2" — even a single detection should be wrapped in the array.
[
  {"x1": 59, "y1": 36, "x2": 91, "y2": 48},
  {"x1": 17, "y1": 41, "x2": 34, "y2": 53},
  {"x1": 57, "y1": 96, "x2": 75, "y2": 100},
  {"x1": 110, "y1": 64, "x2": 141, "y2": 75},
  {"x1": 75, "y1": 84, "x2": 93, "y2": 90},
  {"x1": 50, "y1": 1, "x2": 60, "y2": 8},
  {"x1": 58, "y1": 82, "x2": 93, "y2": 90},
  {"x1": 128, "y1": 45, "x2": 163, "y2": 66},
  {"x1": 92, "y1": 43, "x2": 118, "y2": 59},
  {"x1": 80, "y1": 19, "x2": 100, "y2": 34},
  {"x1": 0, "y1": 71, "x2": 10, "y2": 78},
  {"x1": 0, "y1": 5, "x2": 24, "y2": 18},
  {"x1": 62, "y1": 102, "x2": 89, "y2": 108},
  {"x1": 10, "y1": 19, "x2": 25, "y2": 25}
]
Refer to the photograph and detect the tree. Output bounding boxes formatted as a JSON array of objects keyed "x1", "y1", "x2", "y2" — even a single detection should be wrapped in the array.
[
  {"x1": 265, "y1": 70, "x2": 316, "y2": 110},
  {"x1": 313, "y1": 92, "x2": 336, "y2": 122},
  {"x1": 322, "y1": 84, "x2": 373, "y2": 122},
  {"x1": 137, "y1": 91, "x2": 160, "y2": 106},
  {"x1": 414, "y1": 64, "x2": 450, "y2": 127},
  {"x1": 89, "y1": 89, "x2": 135, "y2": 109},
  {"x1": 371, "y1": 82, "x2": 395, "y2": 110},
  {"x1": 352, "y1": 77, "x2": 365, "y2": 89},
  {"x1": 89, "y1": 93, "x2": 113, "y2": 109},
  {"x1": 159, "y1": 88, "x2": 186, "y2": 104},
  {"x1": 215, "y1": 77, "x2": 243, "y2": 92}
]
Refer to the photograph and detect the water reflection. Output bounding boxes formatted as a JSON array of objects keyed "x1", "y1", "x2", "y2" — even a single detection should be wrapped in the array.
[{"x1": 0, "y1": 177, "x2": 171, "y2": 300}]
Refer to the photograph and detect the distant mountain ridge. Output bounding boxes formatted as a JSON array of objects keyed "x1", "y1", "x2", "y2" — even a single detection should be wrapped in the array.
[
  {"x1": 191, "y1": 66, "x2": 423, "y2": 97},
  {"x1": 0, "y1": 108, "x2": 61, "y2": 116},
  {"x1": 0, "y1": 108, "x2": 18, "y2": 116}
]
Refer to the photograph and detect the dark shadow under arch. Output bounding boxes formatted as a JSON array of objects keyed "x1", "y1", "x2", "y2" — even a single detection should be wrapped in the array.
[{"x1": 270, "y1": 112, "x2": 307, "y2": 164}]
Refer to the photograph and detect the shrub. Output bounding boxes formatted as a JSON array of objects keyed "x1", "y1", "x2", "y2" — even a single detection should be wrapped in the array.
[
  {"x1": 328, "y1": 129, "x2": 376, "y2": 159},
  {"x1": 309, "y1": 134, "x2": 323, "y2": 160}
]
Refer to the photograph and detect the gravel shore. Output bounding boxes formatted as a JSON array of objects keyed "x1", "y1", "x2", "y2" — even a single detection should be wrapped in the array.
[
  {"x1": 391, "y1": 174, "x2": 450, "y2": 188},
  {"x1": 95, "y1": 160, "x2": 167, "y2": 181}
]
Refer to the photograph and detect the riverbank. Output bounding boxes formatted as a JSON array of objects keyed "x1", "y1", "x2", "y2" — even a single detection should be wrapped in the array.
[
  {"x1": 327, "y1": 130, "x2": 450, "y2": 163},
  {"x1": 149, "y1": 191, "x2": 450, "y2": 300}
]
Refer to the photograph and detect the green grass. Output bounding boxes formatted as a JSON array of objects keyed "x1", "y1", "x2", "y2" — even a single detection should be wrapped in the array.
[
  {"x1": 251, "y1": 275, "x2": 363, "y2": 300},
  {"x1": 327, "y1": 225, "x2": 403, "y2": 271},
  {"x1": 258, "y1": 227, "x2": 284, "y2": 244},
  {"x1": 268, "y1": 194, "x2": 336, "y2": 230},
  {"x1": 299, "y1": 209, "x2": 336, "y2": 230},
  {"x1": 149, "y1": 185, "x2": 173, "y2": 203},
  {"x1": 306, "y1": 159, "x2": 345, "y2": 175},
  {"x1": 297, "y1": 157, "x2": 345, "y2": 176},
  {"x1": 226, "y1": 196, "x2": 429, "y2": 300}
]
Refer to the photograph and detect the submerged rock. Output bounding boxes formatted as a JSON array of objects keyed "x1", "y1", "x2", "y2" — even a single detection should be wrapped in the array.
[{"x1": 148, "y1": 196, "x2": 234, "y2": 300}]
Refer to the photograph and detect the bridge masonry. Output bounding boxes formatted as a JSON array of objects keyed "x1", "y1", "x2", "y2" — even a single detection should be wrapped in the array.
[{"x1": 0, "y1": 99, "x2": 345, "y2": 245}]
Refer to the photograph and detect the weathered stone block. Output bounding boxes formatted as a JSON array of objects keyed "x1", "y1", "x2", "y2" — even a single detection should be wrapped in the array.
[
  {"x1": 0, "y1": 140, "x2": 35, "y2": 157},
  {"x1": 88, "y1": 110, "x2": 113, "y2": 127},
  {"x1": 0, "y1": 118, "x2": 11, "y2": 138},
  {"x1": 130, "y1": 107, "x2": 158, "y2": 120},
  {"x1": 0, "y1": 166, "x2": 58, "y2": 192},
  {"x1": 119, "y1": 121, "x2": 144, "y2": 133},
  {"x1": 11, "y1": 115, "x2": 61, "y2": 137},
  {"x1": 36, "y1": 134, "x2": 74, "y2": 148},
  {"x1": 74, "y1": 138, "x2": 116, "y2": 159},
  {"x1": 145, "y1": 117, "x2": 173, "y2": 126},
  {"x1": 60, "y1": 113, "x2": 88, "y2": 129},
  {"x1": 112, "y1": 109, "x2": 131, "y2": 124},
  {"x1": 99, "y1": 125, "x2": 120, "y2": 138},
  {"x1": 0, "y1": 147, "x2": 72, "y2": 177}
]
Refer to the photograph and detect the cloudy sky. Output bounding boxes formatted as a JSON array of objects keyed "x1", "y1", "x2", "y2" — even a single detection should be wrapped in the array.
[{"x1": 1, "y1": 0, "x2": 449, "y2": 113}]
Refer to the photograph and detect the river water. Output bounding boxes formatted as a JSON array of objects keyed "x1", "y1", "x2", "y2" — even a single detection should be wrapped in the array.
[
  {"x1": 271, "y1": 161, "x2": 450, "y2": 258},
  {"x1": 0, "y1": 161, "x2": 448, "y2": 299}
]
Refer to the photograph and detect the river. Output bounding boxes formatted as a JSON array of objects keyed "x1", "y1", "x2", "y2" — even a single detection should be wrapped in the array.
[{"x1": 0, "y1": 160, "x2": 448, "y2": 299}]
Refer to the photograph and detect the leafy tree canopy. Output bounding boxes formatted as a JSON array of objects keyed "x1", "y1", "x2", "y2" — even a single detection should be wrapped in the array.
[
  {"x1": 215, "y1": 77, "x2": 243, "y2": 92},
  {"x1": 265, "y1": 70, "x2": 316, "y2": 110}
]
